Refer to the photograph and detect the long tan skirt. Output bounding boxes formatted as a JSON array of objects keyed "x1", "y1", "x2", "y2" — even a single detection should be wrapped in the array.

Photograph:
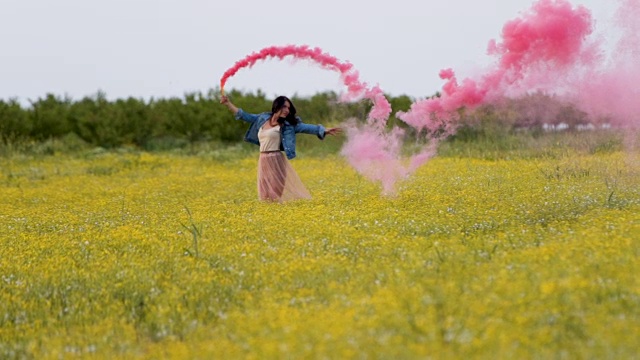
[{"x1": 257, "y1": 151, "x2": 311, "y2": 202}]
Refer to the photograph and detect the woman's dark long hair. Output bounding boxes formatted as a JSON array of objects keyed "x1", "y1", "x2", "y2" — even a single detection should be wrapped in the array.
[{"x1": 271, "y1": 96, "x2": 299, "y2": 125}]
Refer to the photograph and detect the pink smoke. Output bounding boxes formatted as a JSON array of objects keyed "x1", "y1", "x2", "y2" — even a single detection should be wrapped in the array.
[
  {"x1": 398, "y1": 0, "x2": 597, "y2": 134},
  {"x1": 572, "y1": 0, "x2": 640, "y2": 128},
  {"x1": 391, "y1": 0, "x2": 640, "y2": 193},
  {"x1": 401, "y1": 0, "x2": 640, "y2": 132},
  {"x1": 219, "y1": 45, "x2": 390, "y2": 125},
  {"x1": 487, "y1": 0, "x2": 596, "y2": 75}
]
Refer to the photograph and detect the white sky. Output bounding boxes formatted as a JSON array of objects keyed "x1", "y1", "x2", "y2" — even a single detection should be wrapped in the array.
[{"x1": 0, "y1": 0, "x2": 617, "y2": 103}]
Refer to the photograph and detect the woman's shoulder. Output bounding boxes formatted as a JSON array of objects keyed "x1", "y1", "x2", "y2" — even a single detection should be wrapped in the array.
[
  {"x1": 249, "y1": 111, "x2": 272, "y2": 122},
  {"x1": 250, "y1": 111, "x2": 271, "y2": 118}
]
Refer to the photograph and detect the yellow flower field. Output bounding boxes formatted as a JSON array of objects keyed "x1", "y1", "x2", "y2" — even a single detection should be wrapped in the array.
[{"x1": 1, "y1": 150, "x2": 639, "y2": 359}]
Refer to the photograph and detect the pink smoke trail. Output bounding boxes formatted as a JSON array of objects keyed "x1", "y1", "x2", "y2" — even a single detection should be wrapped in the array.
[{"x1": 219, "y1": 45, "x2": 390, "y2": 125}]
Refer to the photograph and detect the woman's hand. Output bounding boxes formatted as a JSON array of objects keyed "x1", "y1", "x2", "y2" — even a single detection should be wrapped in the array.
[
  {"x1": 326, "y1": 127, "x2": 342, "y2": 136},
  {"x1": 220, "y1": 95, "x2": 239, "y2": 114}
]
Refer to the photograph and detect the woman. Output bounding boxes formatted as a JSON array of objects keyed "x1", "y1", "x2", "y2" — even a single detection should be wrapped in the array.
[{"x1": 220, "y1": 95, "x2": 341, "y2": 202}]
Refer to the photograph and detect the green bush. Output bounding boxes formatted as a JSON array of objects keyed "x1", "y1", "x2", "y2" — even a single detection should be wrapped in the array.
[
  {"x1": 0, "y1": 98, "x2": 30, "y2": 144},
  {"x1": 28, "y1": 94, "x2": 73, "y2": 140}
]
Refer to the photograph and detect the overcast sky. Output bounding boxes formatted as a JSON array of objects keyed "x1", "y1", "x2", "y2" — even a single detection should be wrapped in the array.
[{"x1": 0, "y1": 0, "x2": 617, "y2": 103}]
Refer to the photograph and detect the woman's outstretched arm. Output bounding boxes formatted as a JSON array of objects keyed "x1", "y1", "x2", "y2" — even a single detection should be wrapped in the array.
[{"x1": 294, "y1": 120, "x2": 342, "y2": 139}]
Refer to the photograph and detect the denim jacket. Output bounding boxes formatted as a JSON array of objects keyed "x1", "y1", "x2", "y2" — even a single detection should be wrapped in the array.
[{"x1": 235, "y1": 108, "x2": 326, "y2": 159}]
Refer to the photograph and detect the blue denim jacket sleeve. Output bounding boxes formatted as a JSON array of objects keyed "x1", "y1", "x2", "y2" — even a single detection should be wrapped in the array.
[
  {"x1": 293, "y1": 117, "x2": 326, "y2": 139},
  {"x1": 235, "y1": 108, "x2": 260, "y2": 123}
]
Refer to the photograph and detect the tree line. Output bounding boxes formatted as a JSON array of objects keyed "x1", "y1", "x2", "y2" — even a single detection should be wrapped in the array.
[
  {"x1": 0, "y1": 89, "x2": 598, "y2": 150},
  {"x1": 0, "y1": 89, "x2": 415, "y2": 150}
]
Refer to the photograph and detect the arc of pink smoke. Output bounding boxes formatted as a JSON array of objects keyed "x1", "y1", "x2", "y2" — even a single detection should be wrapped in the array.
[{"x1": 219, "y1": 44, "x2": 391, "y2": 123}]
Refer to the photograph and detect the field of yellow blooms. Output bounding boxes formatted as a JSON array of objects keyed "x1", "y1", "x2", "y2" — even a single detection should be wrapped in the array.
[{"x1": 1, "y1": 148, "x2": 639, "y2": 359}]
